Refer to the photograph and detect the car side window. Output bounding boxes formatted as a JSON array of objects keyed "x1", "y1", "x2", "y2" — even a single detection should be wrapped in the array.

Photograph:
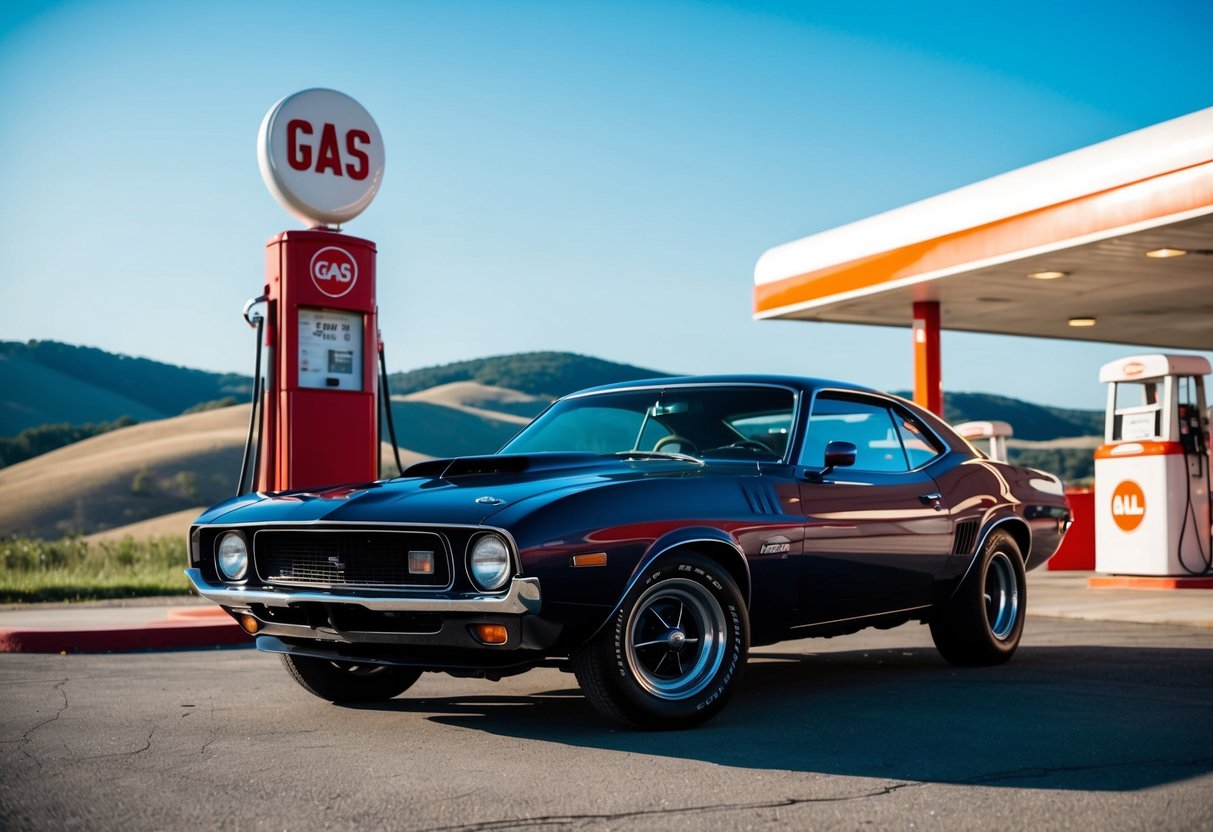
[
  {"x1": 801, "y1": 395, "x2": 910, "y2": 473},
  {"x1": 895, "y1": 411, "x2": 946, "y2": 468}
]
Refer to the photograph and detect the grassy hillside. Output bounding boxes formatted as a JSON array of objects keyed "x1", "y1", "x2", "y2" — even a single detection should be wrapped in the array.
[
  {"x1": 0, "y1": 342, "x2": 1112, "y2": 537},
  {"x1": 0, "y1": 340, "x2": 250, "y2": 437},
  {"x1": 0, "y1": 406, "x2": 248, "y2": 539},
  {"x1": 386, "y1": 400, "x2": 524, "y2": 458},
  {"x1": 388, "y1": 351, "x2": 667, "y2": 398},
  {"x1": 0, "y1": 383, "x2": 538, "y2": 537}
]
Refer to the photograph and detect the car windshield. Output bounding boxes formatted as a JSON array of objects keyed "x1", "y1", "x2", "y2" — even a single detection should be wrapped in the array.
[{"x1": 500, "y1": 385, "x2": 797, "y2": 463}]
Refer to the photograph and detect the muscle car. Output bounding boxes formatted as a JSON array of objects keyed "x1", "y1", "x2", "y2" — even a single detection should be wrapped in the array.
[{"x1": 187, "y1": 376, "x2": 1070, "y2": 729}]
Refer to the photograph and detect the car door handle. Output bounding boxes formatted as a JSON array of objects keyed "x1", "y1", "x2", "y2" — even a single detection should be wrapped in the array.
[{"x1": 919, "y1": 492, "x2": 943, "y2": 510}]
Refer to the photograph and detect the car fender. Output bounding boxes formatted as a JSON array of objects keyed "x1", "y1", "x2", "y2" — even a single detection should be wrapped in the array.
[
  {"x1": 948, "y1": 514, "x2": 1032, "y2": 601},
  {"x1": 585, "y1": 526, "x2": 752, "y2": 642}
]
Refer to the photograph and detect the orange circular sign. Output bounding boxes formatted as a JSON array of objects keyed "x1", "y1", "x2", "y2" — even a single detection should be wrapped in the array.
[{"x1": 1111, "y1": 480, "x2": 1146, "y2": 531}]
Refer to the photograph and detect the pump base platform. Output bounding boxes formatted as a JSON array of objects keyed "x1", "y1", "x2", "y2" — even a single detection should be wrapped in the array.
[{"x1": 1088, "y1": 575, "x2": 1213, "y2": 591}]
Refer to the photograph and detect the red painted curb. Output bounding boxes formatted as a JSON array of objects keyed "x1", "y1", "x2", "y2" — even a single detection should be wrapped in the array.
[
  {"x1": 1088, "y1": 575, "x2": 1213, "y2": 590},
  {"x1": 0, "y1": 619, "x2": 253, "y2": 654},
  {"x1": 165, "y1": 606, "x2": 232, "y2": 622}
]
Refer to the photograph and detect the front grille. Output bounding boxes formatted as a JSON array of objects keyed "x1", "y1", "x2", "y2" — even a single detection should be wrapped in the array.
[{"x1": 254, "y1": 530, "x2": 452, "y2": 589}]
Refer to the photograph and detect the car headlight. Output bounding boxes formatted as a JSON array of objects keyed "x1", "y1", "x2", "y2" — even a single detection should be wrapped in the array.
[
  {"x1": 469, "y1": 534, "x2": 512, "y2": 591},
  {"x1": 216, "y1": 532, "x2": 249, "y2": 581}
]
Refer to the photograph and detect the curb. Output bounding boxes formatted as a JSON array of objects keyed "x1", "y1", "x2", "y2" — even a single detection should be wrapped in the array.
[{"x1": 0, "y1": 607, "x2": 253, "y2": 654}]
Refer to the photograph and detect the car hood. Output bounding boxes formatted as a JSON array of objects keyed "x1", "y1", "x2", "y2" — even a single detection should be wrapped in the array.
[{"x1": 193, "y1": 452, "x2": 712, "y2": 528}]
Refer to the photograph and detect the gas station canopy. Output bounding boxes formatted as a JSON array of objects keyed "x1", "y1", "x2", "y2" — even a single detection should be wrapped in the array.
[{"x1": 754, "y1": 107, "x2": 1213, "y2": 350}]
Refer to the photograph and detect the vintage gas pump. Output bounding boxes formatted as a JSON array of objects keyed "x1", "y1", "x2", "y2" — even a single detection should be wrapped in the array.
[
  {"x1": 955, "y1": 420, "x2": 1013, "y2": 463},
  {"x1": 240, "y1": 89, "x2": 388, "y2": 493},
  {"x1": 1095, "y1": 354, "x2": 1212, "y2": 576}
]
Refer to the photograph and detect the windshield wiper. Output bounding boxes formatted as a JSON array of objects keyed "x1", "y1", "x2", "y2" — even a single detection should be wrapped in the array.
[{"x1": 612, "y1": 451, "x2": 705, "y2": 466}]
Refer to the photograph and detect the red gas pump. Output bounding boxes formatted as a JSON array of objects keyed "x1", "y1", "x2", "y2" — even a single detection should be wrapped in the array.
[
  {"x1": 258, "y1": 230, "x2": 379, "y2": 491},
  {"x1": 240, "y1": 89, "x2": 388, "y2": 494}
]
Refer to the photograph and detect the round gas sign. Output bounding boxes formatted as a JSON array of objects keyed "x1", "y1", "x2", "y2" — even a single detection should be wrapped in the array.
[
  {"x1": 309, "y1": 246, "x2": 358, "y2": 298},
  {"x1": 257, "y1": 89, "x2": 385, "y2": 227}
]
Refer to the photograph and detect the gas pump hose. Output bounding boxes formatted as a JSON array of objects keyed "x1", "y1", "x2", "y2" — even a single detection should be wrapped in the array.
[
  {"x1": 236, "y1": 297, "x2": 266, "y2": 497},
  {"x1": 378, "y1": 339, "x2": 404, "y2": 478}
]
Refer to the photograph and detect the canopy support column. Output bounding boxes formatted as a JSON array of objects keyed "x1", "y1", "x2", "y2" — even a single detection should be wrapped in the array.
[{"x1": 913, "y1": 301, "x2": 942, "y2": 416}]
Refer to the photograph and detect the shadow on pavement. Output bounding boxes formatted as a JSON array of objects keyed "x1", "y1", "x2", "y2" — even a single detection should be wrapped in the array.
[{"x1": 353, "y1": 644, "x2": 1213, "y2": 791}]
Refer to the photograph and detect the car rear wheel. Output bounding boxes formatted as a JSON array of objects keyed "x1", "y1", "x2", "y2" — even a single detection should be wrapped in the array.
[
  {"x1": 930, "y1": 528, "x2": 1026, "y2": 666},
  {"x1": 280, "y1": 654, "x2": 422, "y2": 703},
  {"x1": 572, "y1": 553, "x2": 748, "y2": 730}
]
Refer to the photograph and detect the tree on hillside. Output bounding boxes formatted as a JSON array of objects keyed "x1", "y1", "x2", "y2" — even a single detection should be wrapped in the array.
[{"x1": 0, "y1": 417, "x2": 137, "y2": 468}]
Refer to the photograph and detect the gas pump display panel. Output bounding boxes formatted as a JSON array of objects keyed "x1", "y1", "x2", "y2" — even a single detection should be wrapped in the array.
[{"x1": 298, "y1": 307, "x2": 363, "y2": 391}]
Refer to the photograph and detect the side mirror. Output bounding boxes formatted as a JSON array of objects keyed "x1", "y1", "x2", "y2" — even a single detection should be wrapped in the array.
[{"x1": 821, "y1": 441, "x2": 857, "y2": 477}]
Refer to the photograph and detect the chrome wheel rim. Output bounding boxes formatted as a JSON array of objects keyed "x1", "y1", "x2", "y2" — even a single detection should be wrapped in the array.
[
  {"x1": 984, "y1": 551, "x2": 1020, "y2": 640},
  {"x1": 625, "y1": 578, "x2": 727, "y2": 700}
]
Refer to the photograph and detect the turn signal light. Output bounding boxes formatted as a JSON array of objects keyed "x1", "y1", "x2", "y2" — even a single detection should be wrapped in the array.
[
  {"x1": 471, "y1": 624, "x2": 508, "y2": 645},
  {"x1": 571, "y1": 552, "x2": 608, "y2": 568},
  {"x1": 237, "y1": 613, "x2": 261, "y2": 634},
  {"x1": 408, "y1": 550, "x2": 435, "y2": 575}
]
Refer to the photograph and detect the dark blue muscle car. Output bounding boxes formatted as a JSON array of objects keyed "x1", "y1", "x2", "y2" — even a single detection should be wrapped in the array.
[{"x1": 187, "y1": 376, "x2": 1070, "y2": 729}]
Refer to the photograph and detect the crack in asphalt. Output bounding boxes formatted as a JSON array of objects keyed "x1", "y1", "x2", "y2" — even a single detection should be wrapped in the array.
[
  {"x1": 79, "y1": 725, "x2": 156, "y2": 761},
  {"x1": 199, "y1": 698, "x2": 220, "y2": 756},
  {"x1": 18, "y1": 679, "x2": 68, "y2": 771},
  {"x1": 424, "y1": 781, "x2": 919, "y2": 831}
]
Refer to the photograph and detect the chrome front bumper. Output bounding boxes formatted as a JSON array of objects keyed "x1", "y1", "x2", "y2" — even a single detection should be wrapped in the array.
[{"x1": 184, "y1": 568, "x2": 542, "y2": 615}]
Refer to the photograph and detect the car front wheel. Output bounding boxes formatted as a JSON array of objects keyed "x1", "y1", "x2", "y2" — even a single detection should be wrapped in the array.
[
  {"x1": 930, "y1": 528, "x2": 1026, "y2": 666},
  {"x1": 280, "y1": 654, "x2": 422, "y2": 703},
  {"x1": 573, "y1": 553, "x2": 748, "y2": 730}
]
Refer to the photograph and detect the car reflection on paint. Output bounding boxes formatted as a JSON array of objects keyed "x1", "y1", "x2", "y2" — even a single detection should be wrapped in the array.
[{"x1": 187, "y1": 375, "x2": 1070, "y2": 730}]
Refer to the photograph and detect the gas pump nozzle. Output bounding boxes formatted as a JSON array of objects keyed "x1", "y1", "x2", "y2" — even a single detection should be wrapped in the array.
[{"x1": 243, "y1": 294, "x2": 268, "y2": 328}]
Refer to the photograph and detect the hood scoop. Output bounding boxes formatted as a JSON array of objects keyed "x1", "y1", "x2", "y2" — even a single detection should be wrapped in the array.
[{"x1": 404, "y1": 452, "x2": 602, "y2": 480}]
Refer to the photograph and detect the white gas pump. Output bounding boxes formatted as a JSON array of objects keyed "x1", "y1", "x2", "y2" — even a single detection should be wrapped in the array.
[
  {"x1": 1095, "y1": 354, "x2": 1212, "y2": 576},
  {"x1": 955, "y1": 420, "x2": 1013, "y2": 463}
]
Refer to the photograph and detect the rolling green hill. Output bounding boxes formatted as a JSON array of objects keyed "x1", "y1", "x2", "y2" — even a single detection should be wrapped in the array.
[
  {"x1": 941, "y1": 392, "x2": 1103, "y2": 441},
  {"x1": 0, "y1": 341, "x2": 251, "y2": 437},
  {"x1": 0, "y1": 342, "x2": 1116, "y2": 535},
  {"x1": 3, "y1": 340, "x2": 1106, "y2": 483}
]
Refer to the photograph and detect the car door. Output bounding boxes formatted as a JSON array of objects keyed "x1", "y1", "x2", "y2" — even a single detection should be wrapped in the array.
[{"x1": 795, "y1": 392, "x2": 953, "y2": 624}]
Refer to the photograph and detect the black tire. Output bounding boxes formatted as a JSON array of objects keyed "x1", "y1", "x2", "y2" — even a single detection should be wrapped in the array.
[
  {"x1": 930, "y1": 529, "x2": 1026, "y2": 666},
  {"x1": 280, "y1": 654, "x2": 422, "y2": 703},
  {"x1": 572, "y1": 553, "x2": 748, "y2": 730}
]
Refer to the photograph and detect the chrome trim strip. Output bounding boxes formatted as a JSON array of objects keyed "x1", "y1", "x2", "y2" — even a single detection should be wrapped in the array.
[
  {"x1": 185, "y1": 569, "x2": 541, "y2": 615},
  {"x1": 244, "y1": 619, "x2": 438, "y2": 643},
  {"x1": 789, "y1": 604, "x2": 932, "y2": 632}
]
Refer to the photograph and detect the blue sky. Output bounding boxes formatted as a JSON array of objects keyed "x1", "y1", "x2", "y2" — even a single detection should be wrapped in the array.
[{"x1": 1, "y1": 0, "x2": 1210, "y2": 409}]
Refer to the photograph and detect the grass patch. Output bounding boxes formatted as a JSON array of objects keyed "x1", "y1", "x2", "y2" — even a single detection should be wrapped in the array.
[{"x1": 1, "y1": 535, "x2": 191, "y2": 603}]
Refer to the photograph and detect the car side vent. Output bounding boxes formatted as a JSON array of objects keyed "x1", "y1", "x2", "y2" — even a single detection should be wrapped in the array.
[
  {"x1": 740, "y1": 483, "x2": 781, "y2": 515},
  {"x1": 952, "y1": 519, "x2": 979, "y2": 555}
]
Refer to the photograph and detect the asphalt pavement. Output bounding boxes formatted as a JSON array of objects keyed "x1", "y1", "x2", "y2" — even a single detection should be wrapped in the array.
[
  {"x1": 3, "y1": 617, "x2": 1210, "y2": 831},
  {"x1": 0, "y1": 569, "x2": 1209, "y2": 654}
]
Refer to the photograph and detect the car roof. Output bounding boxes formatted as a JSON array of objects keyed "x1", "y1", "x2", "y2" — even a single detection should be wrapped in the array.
[
  {"x1": 557, "y1": 375, "x2": 972, "y2": 456},
  {"x1": 566, "y1": 374, "x2": 872, "y2": 398}
]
